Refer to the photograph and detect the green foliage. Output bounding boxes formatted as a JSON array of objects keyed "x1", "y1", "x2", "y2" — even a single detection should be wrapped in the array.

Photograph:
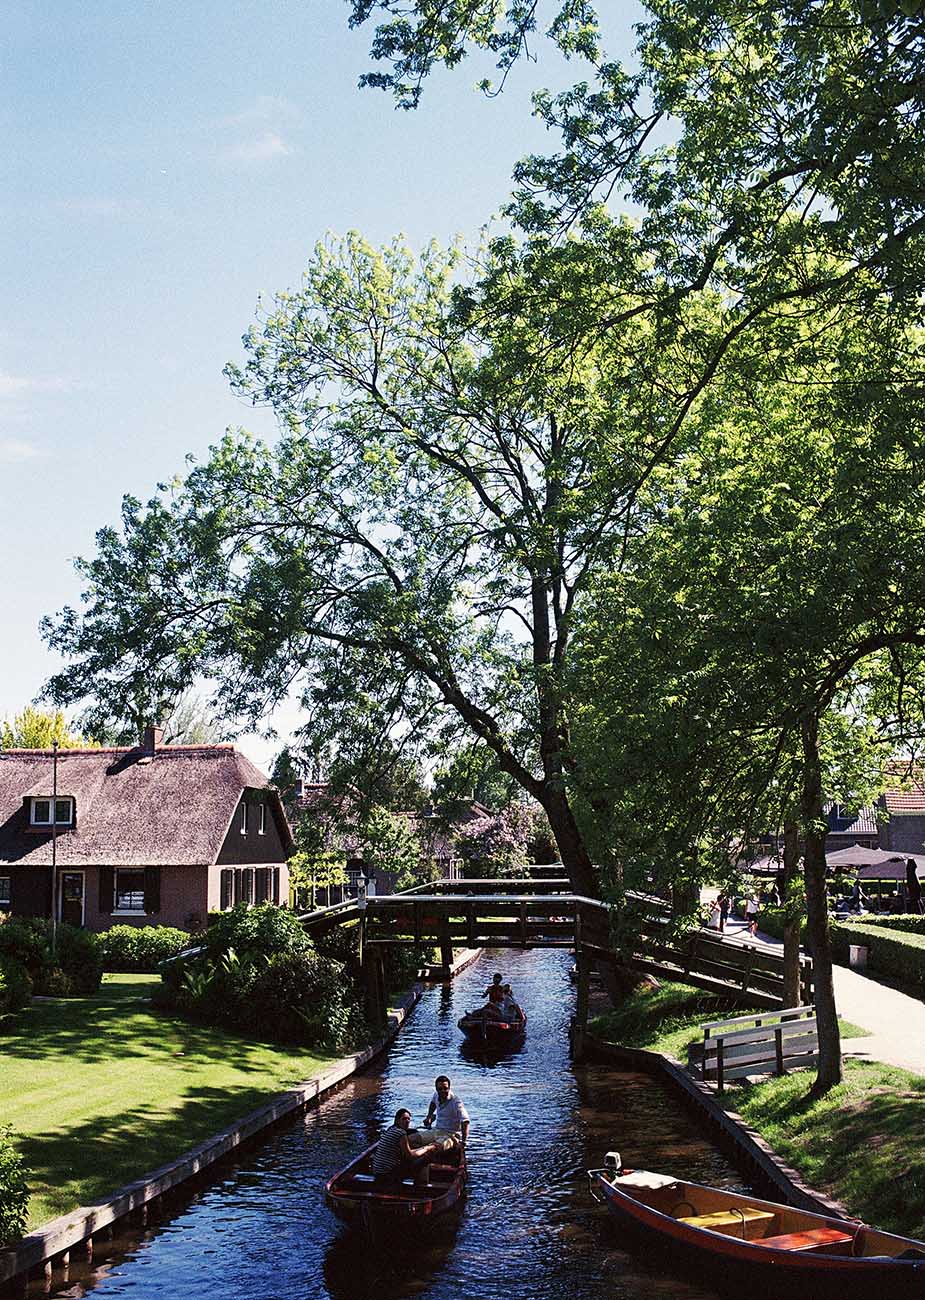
[
  {"x1": 0, "y1": 918, "x2": 102, "y2": 996},
  {"x1": 454, "y1": 802, "x2": 532, "y2": 877},
  {"x1": 0, "y1": 706, "x2": 95, "y2": 749},
  {"x1": 158, "y1": 904, "x2": 366, "y2": 1050},
  {"x1": 857, "y1": 915, "x2": 925, "y2": 935},
  {"x1": 100, "y1": 925, "x2": 191, "y2": 972},
  {"x1": 0, "y1": 959, "x2": 32, "y2": 1017},
  {"x1": 0, "y1": 1125, "x2": 29, "y2": 1248},
  {"x1": 831, "y1": 921, "x2": 925, "y2": 991},
  {"x1": 359, "y1": 805, "x2": 428, "y2": 891},
  {"x1": 287, "y1": 849, "x2": 347, "y2": 911}
]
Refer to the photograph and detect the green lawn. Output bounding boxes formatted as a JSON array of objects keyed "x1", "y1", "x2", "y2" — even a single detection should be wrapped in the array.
[
  {"x1": 1, "y1": 974, "x2": 336, "y2": 1228},
  {"x1": 737, "y1": 1061, "x2": 925, "y2": 1239}
]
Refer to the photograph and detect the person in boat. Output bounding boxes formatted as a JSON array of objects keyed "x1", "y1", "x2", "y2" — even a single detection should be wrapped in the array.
[
  {"x1": 482, "y1": 972, "x2": 507, "y2": 1018},
  {"x1": 371, "y1": 1108, "x2": 447, "y2": 1186},
  {"x1": 422, "y1": 1075, "x2": 470, "y2": 1148},
  {"x1": 500, "y1": 982, "x2": 524, "y2": 1023}
]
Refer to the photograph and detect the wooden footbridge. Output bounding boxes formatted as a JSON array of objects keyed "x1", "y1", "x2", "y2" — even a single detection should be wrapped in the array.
[{"x1": 298, "y1": 874, "x2": 812, "y2": 1024}]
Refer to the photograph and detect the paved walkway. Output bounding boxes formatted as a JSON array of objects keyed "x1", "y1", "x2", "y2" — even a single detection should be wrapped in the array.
[{"x1": 719, "y1": 916, "x2": 925, "y2": 1076}]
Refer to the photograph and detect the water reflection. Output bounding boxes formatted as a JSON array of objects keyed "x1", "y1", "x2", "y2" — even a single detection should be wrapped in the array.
[{"x1": 35, "y1": 949, "x2": 743, "y2": 1300}]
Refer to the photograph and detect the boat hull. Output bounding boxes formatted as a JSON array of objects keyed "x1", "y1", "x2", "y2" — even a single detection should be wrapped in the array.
[
  {"x1": 593, "y1": 1172, "x2": 925, "y2": 1300},
  {"x1": 326, "y1": 1142, "x2": 466, "y2": 1228},
  {"x1": 457, "y1": 1012, "x2": 526, "y2": 1045}
]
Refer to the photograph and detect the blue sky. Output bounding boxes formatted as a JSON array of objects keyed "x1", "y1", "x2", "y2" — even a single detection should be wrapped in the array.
[{"x1": 2, "y1": 1, "x2": 636, "y2": 769}]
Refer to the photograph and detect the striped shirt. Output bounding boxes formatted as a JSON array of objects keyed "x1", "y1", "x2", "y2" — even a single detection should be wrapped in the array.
[{"x1": 372, "y1": 1124, "x2": 408, "y2": 1179}]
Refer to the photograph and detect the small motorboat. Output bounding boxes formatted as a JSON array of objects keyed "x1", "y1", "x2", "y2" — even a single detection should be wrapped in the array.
[
  {"x1": 588, "y1": 1154, "x2": 925, "y2": 1299},
  {"x1": 457, "y1": 1007, "x2": 527, "y2": 1045},
  {"x1": 325, "y1": 1141, "x2": 466, "y2": 1225}
]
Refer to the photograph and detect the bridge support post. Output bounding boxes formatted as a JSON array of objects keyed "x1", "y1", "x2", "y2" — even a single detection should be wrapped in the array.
[
  {"x1": 363, "y1": 949, "x2": 386, "y2": 1028},
  {"x1": 438, "y1": 917, "x2": 453, "y2": 978},
  {"x1": 571, "y1": 952, "x2": 591, "y2": 1060}
]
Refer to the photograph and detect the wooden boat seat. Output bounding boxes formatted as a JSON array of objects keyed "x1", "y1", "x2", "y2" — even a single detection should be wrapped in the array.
[
  {"x1": 676, "y1": 1207, "x2": 776, "y2": 1240},
  {"x1": 753, "y1": 1227, "x2": 854, "y2": 1254}
]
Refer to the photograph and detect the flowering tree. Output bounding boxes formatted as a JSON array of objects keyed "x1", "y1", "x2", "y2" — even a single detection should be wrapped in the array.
[{"x1": 454, "y1": 803, "x2": 533, "y2": 878}]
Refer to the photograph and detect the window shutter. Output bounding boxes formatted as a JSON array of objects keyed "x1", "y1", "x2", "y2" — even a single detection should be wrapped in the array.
[
  {"x1": 233, "y1": 869, "x2": 242, "y2": 905},
  {"x1": 242, "y1": 867, "x2": 254, "y2": 904},
  {"x1": 255, "y1": 868, "x2": 268, "y2": 904},
  {"x1": 271, "y1": 867, "x2": 280, "y2": 905},
  {"x1": 99, "y1": 865, "x2": 114, "y2": 914},
  {"x1": 144, "y1": 865, "x2": 161, "y2": 914},
  {"x1": 220, "y1": 869, "x2": 233, "y2": 911}
]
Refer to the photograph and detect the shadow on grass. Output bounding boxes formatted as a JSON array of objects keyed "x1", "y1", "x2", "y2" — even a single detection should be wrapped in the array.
[
  {"x1": 739, "y1": 1063, "x2": 925, "y2": 1238},
  {"x1": 21, "y1": 1084, "x2": 290, "y2": 1225}
]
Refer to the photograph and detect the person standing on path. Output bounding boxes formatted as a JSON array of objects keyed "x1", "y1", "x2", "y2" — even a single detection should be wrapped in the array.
[
  {"x1": 718, "y1": 894, "x2": 729, "y2": 933},
  {"x1": 745, "y1": 893, "x2": 760, "y2": 937}
]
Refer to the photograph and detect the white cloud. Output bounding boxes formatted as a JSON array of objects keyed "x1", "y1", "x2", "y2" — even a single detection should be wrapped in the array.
[
  {"x1": 214, "y1": 96, "x2": 301, "y2": 130},
  {"x1": 0, "y1": 437, "x2": 44, "y2": 463},
  {"x1": 221, "y1": 131, "x2": 293, "y2": 164}
]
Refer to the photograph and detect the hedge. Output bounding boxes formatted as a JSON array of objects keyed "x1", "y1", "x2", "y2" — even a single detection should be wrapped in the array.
[
  {"x1": 831, "y1": 921, "x2": 925, "y2": 991},
  {"x1": 0, "y1": 1126, "x2": 28, "y2": 1248},
  {"x1": 100, "y1": 925, "x2": 190, "y2": 972},
  {"x1": 854, "y1": 915, "x2": 925, "y2": 937},
  {"x1": 0, "y1": 959, "x2": 32, "y2": 1016}
]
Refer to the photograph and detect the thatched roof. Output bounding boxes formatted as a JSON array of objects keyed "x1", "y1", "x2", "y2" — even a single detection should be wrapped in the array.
[{"x1": 0, "y1": 745, "x2": 291, "y2": 867}]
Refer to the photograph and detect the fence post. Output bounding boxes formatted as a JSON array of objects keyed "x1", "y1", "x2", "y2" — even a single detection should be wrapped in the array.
[{"x1": 775, "y1": 1025, "x2": 785, "y2": 1076}]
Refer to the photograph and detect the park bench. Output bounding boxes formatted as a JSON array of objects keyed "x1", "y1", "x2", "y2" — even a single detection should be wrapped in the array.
[{"x1": 694, "y1": 1005, "x2": 818, "y2": 1091}]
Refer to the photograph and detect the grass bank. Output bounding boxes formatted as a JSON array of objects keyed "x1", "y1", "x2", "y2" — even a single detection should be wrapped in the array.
[
  {"x1": 1, "y1": 974, "x2": 336, "y2": 1228},
  {"x1": 589, "y1": 980, "x2": 866, "y2": 1063},
  {"x1": 589, "y1": 981, "x2": 925, "y2": 1238}
]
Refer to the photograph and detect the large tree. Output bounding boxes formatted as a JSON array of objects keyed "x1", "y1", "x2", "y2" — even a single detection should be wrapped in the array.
[{"x1": 42, "y1": 233, "x2": 701, "y2": 911}]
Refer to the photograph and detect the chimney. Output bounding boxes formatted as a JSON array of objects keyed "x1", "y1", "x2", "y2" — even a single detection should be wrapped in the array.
[{"x1": 142, "y1": 724, "x2": 165, "y2": 753}]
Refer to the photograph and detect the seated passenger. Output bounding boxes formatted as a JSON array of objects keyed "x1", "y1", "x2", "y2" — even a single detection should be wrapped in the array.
[{"x1": 371, "y1": 1108, "x2": 443, "y2": 1186}]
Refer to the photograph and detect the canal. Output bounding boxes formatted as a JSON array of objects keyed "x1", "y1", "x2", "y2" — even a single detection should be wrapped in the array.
[{"x1": 39, "y1": 949, "x2": 747, "y2": 1300}]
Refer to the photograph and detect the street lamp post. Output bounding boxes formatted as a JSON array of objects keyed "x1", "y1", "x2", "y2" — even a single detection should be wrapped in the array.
[{"x1": 51, "y1": 740, "x2": 58, "y2": 957}]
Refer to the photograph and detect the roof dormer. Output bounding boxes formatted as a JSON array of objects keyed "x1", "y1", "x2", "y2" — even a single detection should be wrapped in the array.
[{"x1": 28, "y1": 796, "x2": 75, "y2": 828}]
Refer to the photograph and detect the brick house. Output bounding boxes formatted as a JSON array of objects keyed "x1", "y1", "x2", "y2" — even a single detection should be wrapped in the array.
[{"x1": 0, "y1": 727, "x2": 292, "y2": 932}]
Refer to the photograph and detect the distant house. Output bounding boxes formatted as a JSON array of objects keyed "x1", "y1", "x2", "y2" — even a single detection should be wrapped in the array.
[
  {"x1": 0, "y1": 726, "x2": 292, "y2": 932},
  {"x1": 755, "y1": 774, "x2": 925, "y2": 865}
]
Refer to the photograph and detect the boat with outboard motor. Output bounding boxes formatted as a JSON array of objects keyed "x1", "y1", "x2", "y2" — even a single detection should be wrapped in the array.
[
  {"x1": 457, "y1": 1007, "x2": 527, "y2": 1045},
  {"x1": 588, "y1": 1153, "x2": 925, "y2": 1299}
]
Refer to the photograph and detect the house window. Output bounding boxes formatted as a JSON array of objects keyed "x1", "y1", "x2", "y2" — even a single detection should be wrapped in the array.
[
  {"x1": 0, "y1": 876, "x2": 10, "y2": 910},
  {"x1": 31, "y1": 797, "x2": 73, "y2": 826},
  {"x1": 113, "y1": 868, "x2": 146, "y2": 914},
  {"x1": 258, "y1": 804, "x2": 266, "y2": 835},
  {"x1": 240, "y1": 802, "x2": 248, "y2": 834}
]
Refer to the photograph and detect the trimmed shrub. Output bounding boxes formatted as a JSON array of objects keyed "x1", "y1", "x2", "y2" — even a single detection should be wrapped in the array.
[
  {"x1": 158, "y1": 904, "x2": 368, "y2": 1050},
  {"x1": 854, "y1": 915, "x2": 925, "y2": 937},
  {"x1": 0, "y1": 918, "x2": 102, "y2": 996},
  {"x1": 0, "y1": 959, "x2": 32, "y2": 1016},
  {"x1": 101, "y1": 925, "x2": 190, "y2": 972},
  {"x1": 757, "y1": 907, "x2": 806, "y2": 943},
  {"x1": 0, "y1": 1125, "x2": 28, "y2": 1249},
  {"x1": 831, "y1": 921, "x2": 925, "y2": 991}
]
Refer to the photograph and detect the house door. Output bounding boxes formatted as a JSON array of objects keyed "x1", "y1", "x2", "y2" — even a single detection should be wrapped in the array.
[{"x1": 60, "y1": 872, "x2": 85, "y2": 927}]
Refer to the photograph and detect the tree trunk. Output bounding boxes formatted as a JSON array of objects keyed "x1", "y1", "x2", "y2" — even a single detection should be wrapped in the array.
[
  {"x1": 800, "y1": 715, "x2": 842, "y2": 1094},
  {"x1": 781, "y1": 820, "x2": 802, "y2": 1007}
]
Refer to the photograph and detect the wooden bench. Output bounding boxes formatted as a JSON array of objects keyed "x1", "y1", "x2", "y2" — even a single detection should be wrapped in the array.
[
  {"x1": 698, "y1": 1005, "x2": 819, "y2": 1091},
  {"x1": 676, "y1": 1207, "x2": 776, "y2": 1240},
  {"x1": 754, "y1": 1227, "x2": 854, "y2": 1254}
]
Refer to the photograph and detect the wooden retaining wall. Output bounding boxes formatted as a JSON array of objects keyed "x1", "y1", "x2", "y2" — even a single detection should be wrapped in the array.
[
  {"x1": 0, "y1": 987, "x2": 423, "y2": 1295},
  {"x1": 581, "y1": 1033, "x2": 848, "y2": 1219}
]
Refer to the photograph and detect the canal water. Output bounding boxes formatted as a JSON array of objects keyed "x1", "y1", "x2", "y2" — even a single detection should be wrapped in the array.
[{"x1": 40, "y1": 950, "x2": 745, "y2": 1300}]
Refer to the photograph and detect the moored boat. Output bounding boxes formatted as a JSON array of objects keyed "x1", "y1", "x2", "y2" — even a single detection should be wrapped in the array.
[
  {"x1": 457, "y1": 1008, "x2": 527, "y2": 1044},
  {"x1": 325, "y1": 1141, "x2": 466, "y2": 1224},
  {"x1": 589, "y1": 1156, "x2": 925, "y2": 1299}
]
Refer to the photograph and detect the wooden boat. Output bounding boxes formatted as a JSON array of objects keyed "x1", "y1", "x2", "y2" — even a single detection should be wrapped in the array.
[
  {"x1": 325, "y1": 1141, "x2": 466, "y2": 1224},
  {"x1": 588, "y1": 1161, "x2": 925, "y2": 1299},
  {"x1": 457, "y1": 1008, "x2": 527, "y2": 1045}
]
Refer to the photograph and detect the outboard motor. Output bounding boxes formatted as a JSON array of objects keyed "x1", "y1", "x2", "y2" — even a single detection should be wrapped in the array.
[{"x1": 603, "y1": 1151, "x2": 623, "y2": 1182}]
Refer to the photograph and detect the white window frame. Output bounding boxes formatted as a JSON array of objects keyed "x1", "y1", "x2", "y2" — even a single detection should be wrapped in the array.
[
  {"x1": 31, "y1": 797, "x2": 74, "y2": 827},
  {"x1": 112, "y1": 867, "x2": 146, "y2": 916},
  {"x1": 240, "y1": 802, "x2": 248, "y2": 834},
  {"x1": 0, "y1": 875, "x2": 10, "y2": 909},
  {"x1": 258, "y1": 803, "x2": 266, "y2": 835}
]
